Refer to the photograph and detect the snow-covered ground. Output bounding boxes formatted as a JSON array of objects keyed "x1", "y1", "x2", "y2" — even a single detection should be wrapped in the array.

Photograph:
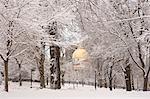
[{"x1": 0, "y1": 82, "x2": 150, "y2": 99}]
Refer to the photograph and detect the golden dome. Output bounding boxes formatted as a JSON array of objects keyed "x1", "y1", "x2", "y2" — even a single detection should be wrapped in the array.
[{"x1": 72, "y1": 48, "x2": 88, "y2": 61}]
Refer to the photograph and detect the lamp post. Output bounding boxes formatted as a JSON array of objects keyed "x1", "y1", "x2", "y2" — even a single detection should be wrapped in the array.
[{"x1": 30, "y1": 68, "x2": 35, "y2": 88}]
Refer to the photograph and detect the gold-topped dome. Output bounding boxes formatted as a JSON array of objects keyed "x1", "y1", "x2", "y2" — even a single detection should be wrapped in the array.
[{"x1": 72, "y1": 47, "x2": 88, "y2": 61}]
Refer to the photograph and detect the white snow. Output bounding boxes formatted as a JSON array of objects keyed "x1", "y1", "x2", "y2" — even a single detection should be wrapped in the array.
[{"x1": 0, "y1": 82, "x2": 150, "y2": 99}]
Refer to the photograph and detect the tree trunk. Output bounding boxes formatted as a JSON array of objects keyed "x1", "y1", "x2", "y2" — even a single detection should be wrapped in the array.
[
  {"x1": 143, "y1": 76, "x2": 148, "y2": 91},
  {"x1": 104, "y1": 78, "x2": 107, "y2": 88},
  {"x1": 19, "y1": 64, "x2": 22, "y2": 86},
  {"x1": 38, "y1": 41, "x2": 46, "y2": 88},
  {"x1": 98, "y1": 79, "x2": 103, "y2": 88},
  {"x1": 38, "y1": 52, "x2": 45, "y2": 88},
  {"x1": 109, "y1": 66, "x2": 113, "y2": 91},
  {"x1": 50, "y1": 46, "x2": 61, "y2": 89},
  {"x1": 95, "y1": 70, "x2": 97, "y2": 90},
  {"x1": 113, "y1": 77, "x2": 116, "y2": 89},
  {"x1": 143, "y1": 65, "x2": 150, "y2": 91},
  {"x1": 97, "y1": 73, "x2": 102, "y2": 87},
  {"x1": 36, "y1": 52, "x2": 46, "y2": 88},
  {"x1": 124, "y1": 65, "x2": 132, "y2": 91},
  {"x1": 131, "y1": 74, "x2": 134, "y2": 90},
  {"x1": 109, "y1": 78, "x2": 112, "y2": 91},
  {"x1": 55, "y1": 50, "x2": 61, "y2": 89},
  {"x1": 46, "y1": 76, "x2": 49, "y2": 86},
  {"x1": 109, "y1": 79, "x2": 112, "y2": 91},
  {"x1": 4, "y1": 60, "x2": 8, "y2": 92},
  {"x1": 39, "y1": 63, "x2": 45, "y2": 88},
  {"x1": 50, "y1": 59, "x2": 54, "y2": 89}
]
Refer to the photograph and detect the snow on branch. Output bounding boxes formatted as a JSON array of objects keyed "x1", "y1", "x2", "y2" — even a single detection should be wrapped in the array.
[
  {"x1": 106, "y1": 15, "x2": 150, "y2": 24},
  {"x1": 10, "y1": 47, "x2": 29, "y2": 59}
]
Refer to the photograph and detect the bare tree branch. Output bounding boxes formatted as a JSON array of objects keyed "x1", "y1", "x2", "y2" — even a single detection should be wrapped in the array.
[{"x1": 0, "y1": 54, "x2": 5, "y2": 61}]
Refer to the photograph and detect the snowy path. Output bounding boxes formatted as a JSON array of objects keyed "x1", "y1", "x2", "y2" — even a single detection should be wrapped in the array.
[{"x1": 0, "y1": 82, "x2": 150, "y2": 99}]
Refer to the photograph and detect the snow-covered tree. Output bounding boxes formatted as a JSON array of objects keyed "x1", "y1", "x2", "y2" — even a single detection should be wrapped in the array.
[{"x1": 70, "y1": 0, "x2": 150, "y2": 91}]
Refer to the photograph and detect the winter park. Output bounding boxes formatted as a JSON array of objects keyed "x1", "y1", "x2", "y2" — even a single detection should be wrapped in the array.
[{"x1": 0, "y1": 0, "x2": 150, "y2": 99}]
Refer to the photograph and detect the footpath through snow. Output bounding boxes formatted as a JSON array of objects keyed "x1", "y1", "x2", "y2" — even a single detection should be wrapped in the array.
[{"x1": 0, "y1": 82, "x2": 150, "y2": 99}]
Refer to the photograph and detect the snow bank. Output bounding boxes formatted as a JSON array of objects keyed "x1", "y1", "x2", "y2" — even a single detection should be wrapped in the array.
[{"x1": 0, "y1": 82, "x2": 149, "y2": 99}]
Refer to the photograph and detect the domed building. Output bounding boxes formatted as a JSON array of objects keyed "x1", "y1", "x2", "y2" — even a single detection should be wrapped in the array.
[
  {"x1": 72, "y1": 47, "x2": 88, "y2": 61},
  {"x1": 72, "y1": 47, "x2": 89, "y2": 70}
]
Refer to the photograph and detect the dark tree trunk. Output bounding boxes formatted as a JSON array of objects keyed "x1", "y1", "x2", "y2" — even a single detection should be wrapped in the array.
[
  {"x1": 62, "y1": 78, "x2": 65, "y2": 86},
  {"x1": 97, "y1": 73, "x2": 102, "y2": 87},
  {"x1": 39, "y1": 63, "x2": 45, "y2": 88},
  {"x1": 109, "y1": 79, "x2": 112, "y2": 91},
  {"x1": 97, "y1": 73, "x2": 103, "y2": 88},
  {"x1": 131, "y1": 74, "x2": 134, "y2": 90},
  {"x1": 55, "y1": 46, "x2": 61, "y2": 89},
  {"x1": 19, "y1": 64, "x2": 22, "y2": 86},
  {"x1": 36, "y1": 53, "x2": 46, "y2": 88},
  {"x1": 47, "y1": 21, "x2": 61, "y2": 89},
  {"x1": 37, "y1": 41, "x2": 46, "y2": 89},
  {"x1": 124, "y1": 65, "x2": 132, "y2": 91},
  {"x1": 143, "y1": 65, "x2": 150, "y2": 91},
  {"x1": 46, "y1": 76, "x2": 49, "y2": 86},
  {"x1": 97, "y1": 58, "x2": 103, "y2": 88},
  {"x1": 143, "y1": 77, "x2": 148, "y2": 91},
  {"x1": 30, "y1": 69, "x2": 33, "y2": 88},
  {"x1": 109, "y1": 79, "x2": 113, "y2": 91},
  {"x1": 50, "y1": 57, "x2": 54, "y2": 88},
  {"x1": 109, "y1": 66, "x2": 113, "y2": 91},
  {"x1": 104, "y1": 78, "x2": 107, "y2": 88},
  {"x1": 143, "y1": 76, "x2": 148, "y2": 91},
  {"x1": 61, "y1": 71, "x2": 65, "y2": 86},
  {"x1": 113, "y1": 77, "x2": 116, "y2": 89},
  {"x1": 95, "y1": 70, "x2": 97, "y2": 90},
  {"x1": 99, "y1": 79, "x2": 103, "y2": 88},
  {"x1": 50, "y1": 46, "x2": 55, "y2": 89},
  {"x1": 50, "y1": 46, "x2": 61, "y2": 89},
  {"x1": 4, "y1": 60, "x2": 8, "y2": 92},
  {"x1": 38, "y1": 52, "x2": 46, "y2": 88}
]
